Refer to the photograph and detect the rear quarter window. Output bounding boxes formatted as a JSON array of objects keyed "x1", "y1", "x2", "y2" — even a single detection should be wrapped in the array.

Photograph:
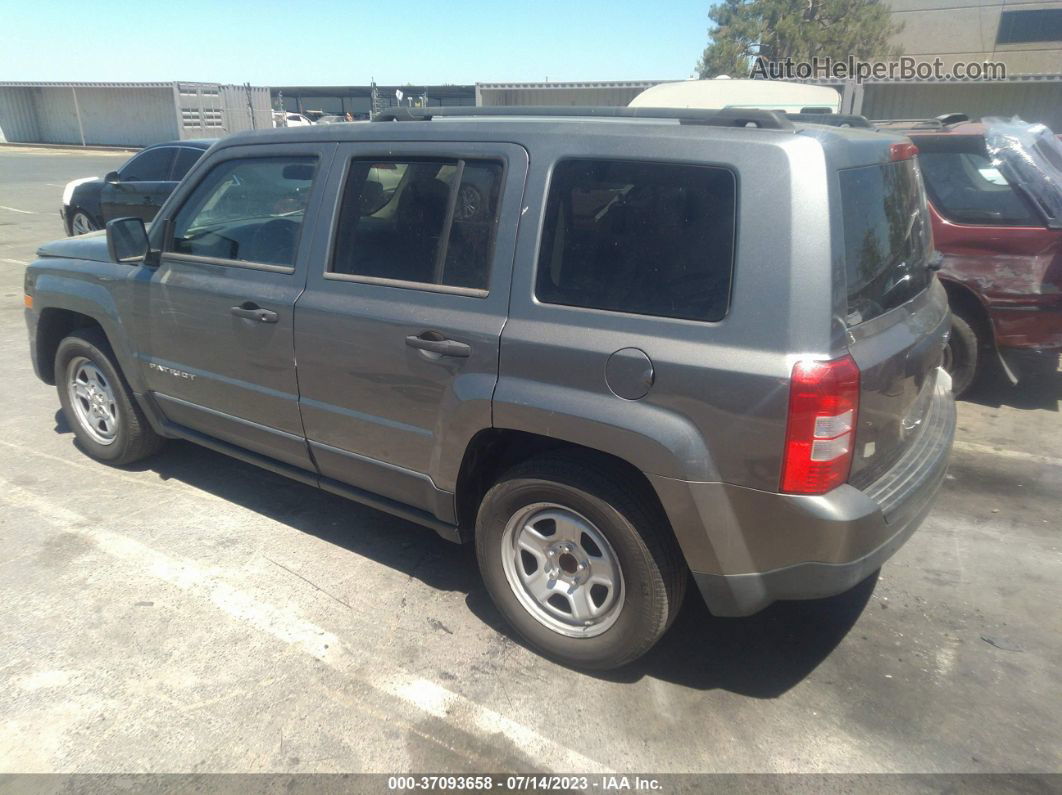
[
  {"x1": 535, "y1": 159, "x2": 736, "y2": 322},
  {"x1": 840, "y1": 159, "x2": 933, "y2": 325}
]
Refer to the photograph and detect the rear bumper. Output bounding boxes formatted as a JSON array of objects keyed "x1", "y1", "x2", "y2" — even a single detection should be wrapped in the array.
[{"x1": 652, "y1": 369, "x2": 956, "y2": 617}]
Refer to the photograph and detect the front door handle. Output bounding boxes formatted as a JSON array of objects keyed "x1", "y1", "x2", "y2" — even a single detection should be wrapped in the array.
[
  {"x1": 405, "y1": 332, "x2": 470, "y2": 358},
  {"x1": 231, "y1": 302, "x2": 278, "y2": 323}
]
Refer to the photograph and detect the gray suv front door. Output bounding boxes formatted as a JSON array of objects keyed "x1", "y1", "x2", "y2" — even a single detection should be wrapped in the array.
[
  {"x1": 294, "y1": 143, "x2": 528, "y2": 518},
  {"x1": 131, "y1": 143, "x2": 335, "y2": 470}
]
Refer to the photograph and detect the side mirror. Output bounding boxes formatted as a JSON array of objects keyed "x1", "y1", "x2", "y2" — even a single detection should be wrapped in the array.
[
  {"x1": 106, "y1": 217, "x2": 149, "y2": 263},
  {"x1": 104, "y1": 170, "x2": 120, "y2": 184}
]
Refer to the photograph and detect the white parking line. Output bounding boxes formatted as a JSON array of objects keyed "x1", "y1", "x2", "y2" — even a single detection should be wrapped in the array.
[
  {"x1": 952, "y1": 439, "x2": 1062, "y2": 468},
  {"x1": 0, "y1": 474, "x2": 612, "y2": 773},
  {"x1": 1, "y1": 258, "x2": 27, "y2": 266},
  {"x1": 0, "y1": 205, "x2": 35, "y2": 214},
  {"x1": 381, "y1": 674, "x2": 611, "y2": 772}
]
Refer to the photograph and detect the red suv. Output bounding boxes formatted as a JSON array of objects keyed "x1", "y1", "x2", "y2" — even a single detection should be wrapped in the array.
[{"x1": 887, "y1": 117, "x2": 1062, "y2": 395}]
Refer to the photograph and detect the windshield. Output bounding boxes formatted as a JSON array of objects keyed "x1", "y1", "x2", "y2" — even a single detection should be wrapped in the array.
[{"x1": 840, "y1": 158, "x2": 933, "y2": 325}]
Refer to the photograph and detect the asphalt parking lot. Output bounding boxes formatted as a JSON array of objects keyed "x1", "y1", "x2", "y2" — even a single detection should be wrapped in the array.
[{"x1": 0, "y1": 145, "x2": 1059, "y2": 775}]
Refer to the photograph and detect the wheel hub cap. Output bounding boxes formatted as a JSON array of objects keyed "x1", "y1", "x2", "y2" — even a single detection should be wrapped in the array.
[
  {"x1": 68, "y1": 357, "x2": 119, "y2": 446},
  {"x1": 500, "y1": 503, "x2": 625, "y2": 638}
]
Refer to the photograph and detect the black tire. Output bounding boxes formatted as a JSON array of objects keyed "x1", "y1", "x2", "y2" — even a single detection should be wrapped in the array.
[
  {"x1": 475, "y1": 453, "x2": 687, "y2": 670},
  {"x1": 943, "y1": 309, "x2": 980, "y2": 397},
  {"x1": 55, "y1": 328, "x2": 164, "y2": 466}
]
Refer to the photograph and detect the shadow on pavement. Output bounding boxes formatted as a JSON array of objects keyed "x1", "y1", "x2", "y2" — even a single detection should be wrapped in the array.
[
  {"x1": 53, "y1": 411, "x2": 476, "y2": 595},
  {"x1": 54, "y1": 410, "x2": 875, "y2": 697},
  {"x1": 465, "y1": 569, "x2": 877, "y2": 696},
  {"x1": 962, "y1": 361, "x2": 1060, "y2": 412},
  {"x1": 603, "y1": 573, "x2": 876, "y2": 695}
]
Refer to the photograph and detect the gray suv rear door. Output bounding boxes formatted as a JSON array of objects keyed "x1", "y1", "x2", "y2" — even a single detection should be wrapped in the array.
[
  {"x1": 130, "y1": 142, "x2": 335, "y2": 469},
  {"x1": 294, "y1": 142, "x2": 528, "y2": 519}
]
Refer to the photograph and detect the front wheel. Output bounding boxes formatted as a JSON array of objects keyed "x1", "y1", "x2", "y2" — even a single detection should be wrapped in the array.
[
  {"x1": 475, "y1": 454, "x2": 686, "y2": 669},
  {"x1": 70, "y1": 209, "x2": 99, "y2": 236},
  {"x1": 55, "y1": 328, "x2": 164, "y2": 465}
]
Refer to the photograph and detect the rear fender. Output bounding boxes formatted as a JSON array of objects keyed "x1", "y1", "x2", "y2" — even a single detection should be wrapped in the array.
[{"x1": 491, "y1": 381, "x2": 718, "y2": 483}]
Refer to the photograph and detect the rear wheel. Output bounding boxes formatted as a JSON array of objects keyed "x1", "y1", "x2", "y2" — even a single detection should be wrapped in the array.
[
  {"x1": 942, "y1": 309, "x2": 981, "y2": 397},
  {"x1": 475, "y1": 454, "x2": 686, "y2": 669},
  {"x1": 55, "y1": 328, "x2": 163, "y2": 465},
  {"x1": 70, "y1": 209, "x2": 99, "y2": 236}
]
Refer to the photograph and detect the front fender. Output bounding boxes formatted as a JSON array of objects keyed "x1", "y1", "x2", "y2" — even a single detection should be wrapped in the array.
[{"x1": 29, "y1": 264, "x2": 142, "y2": 393}]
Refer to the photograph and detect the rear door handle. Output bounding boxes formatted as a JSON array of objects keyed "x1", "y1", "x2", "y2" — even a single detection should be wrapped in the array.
[
  {"x1": 231, "y1": 302, "x2": 278, "y2": 323},
  {"x1": 405, "y1": 333, "x2": 470, "y2": 358}
]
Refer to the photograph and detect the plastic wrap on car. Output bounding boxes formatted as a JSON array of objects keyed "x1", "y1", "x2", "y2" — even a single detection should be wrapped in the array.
[{"x1": 983, "y1": 116, "x2": 1062, "y2": 225}]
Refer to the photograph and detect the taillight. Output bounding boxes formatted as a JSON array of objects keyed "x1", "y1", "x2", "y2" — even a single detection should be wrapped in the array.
[
  {"x1": 890, "y1": 142, "x2": 919, "y2": 161},
  {"x1": 780, "y1": 355, "x2": 861, "y2": 495}
]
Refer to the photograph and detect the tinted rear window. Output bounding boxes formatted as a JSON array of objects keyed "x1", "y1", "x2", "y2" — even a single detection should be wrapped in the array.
[
  {"x1": 119, "y1": 147, "x2": 175, "y2": 182},
  {"x1": 919, "y1": 150, "x2": 1038, "y2": 226},
  {"x1": 331, "y1": 158, "x2": 503, "y2": 291},
  {"x1": 840, "y1": 159, "x2": 932, "y2": 325},
  {"x1": 173, "y1": 147, "x2": 204, "y2": 181},
  {"x1": 536, "y1": 159, "x2": 736, "y2": 322}
]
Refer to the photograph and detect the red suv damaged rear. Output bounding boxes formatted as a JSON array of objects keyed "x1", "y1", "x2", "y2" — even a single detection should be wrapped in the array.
[{"x1": 899, "y1": 118, "x2": 1062, "y2": 394}]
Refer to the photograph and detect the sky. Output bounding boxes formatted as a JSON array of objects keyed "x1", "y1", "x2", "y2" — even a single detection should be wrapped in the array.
[{"x1": 0, "y1": 0, "x2": 710, "y2": 85}]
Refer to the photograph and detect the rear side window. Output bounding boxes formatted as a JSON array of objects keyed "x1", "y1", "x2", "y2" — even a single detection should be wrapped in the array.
[
  {"x1": 918, "y1": 150, "x2": 1039, "y2": 226},
  {"x1": 840, "y1": 159, "x2": 933, "y2": 325},
  {"x1": 330, "y1": 158, "x2": 503, "y2": 292},
  {"x1": 536, "y1": 159, "x2": 736, "y2": 322},
  {"x1": 169, "y1": 156, "x2": 317, "y2": 268},
  {"x1": 119, "y1": 147, "x2": 175, "y2": 182},
  {"x1": 172, "y1": 147, "x2": 204, "y2": 181}
]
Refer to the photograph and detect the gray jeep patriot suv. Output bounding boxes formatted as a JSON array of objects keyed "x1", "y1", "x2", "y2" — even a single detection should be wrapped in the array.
[{"x1": 24, "y1": 107, "x2": 955, "y2": 669}]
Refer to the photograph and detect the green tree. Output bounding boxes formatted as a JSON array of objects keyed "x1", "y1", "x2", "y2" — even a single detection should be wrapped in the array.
[{"x1": 696, "y1": 0, "x2": 903, "y2": 78}]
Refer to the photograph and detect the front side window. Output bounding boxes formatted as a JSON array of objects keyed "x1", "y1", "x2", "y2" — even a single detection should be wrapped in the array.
[
  {"x1": 535, "y1": 159, "x2": 736, "y2": 322},
  {"x1": 119, "y1": 147, "x2": 175, "y2": 182},
  {"x1": 918, "y1": 150, "x2": 1038, "y2": 226},
  {"x1": 330, "y1": 158, "x2": 503, "y2": 291},
  {"x1": 169, "y1": 156, "x2": 317, "y2": 268}
]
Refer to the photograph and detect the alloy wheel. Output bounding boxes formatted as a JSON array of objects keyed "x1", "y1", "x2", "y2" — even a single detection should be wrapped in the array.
[{"x1": 67, "y1": 357, "x2": 119, "y2": 445}]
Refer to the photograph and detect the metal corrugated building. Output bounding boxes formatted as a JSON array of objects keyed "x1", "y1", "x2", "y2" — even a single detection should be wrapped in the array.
[
  {"x1": 476, "y1": 81, "x2": 666, "y2": 107},
  {"x1": 0, "y1": 82, "x2": 272, "y2": 147},
  {"x1": 860, "y1": 77, "x2": 1062, "y2": 130},
  {"x1": 793, "y1": 75, "x2": 1062, "y2": 130},
  {"x1": 273, "y1": 84, "x2": 476, "y2": 119}
]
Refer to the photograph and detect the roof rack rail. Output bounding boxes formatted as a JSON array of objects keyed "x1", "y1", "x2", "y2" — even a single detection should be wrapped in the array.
[
  {"x1": 371, "y1": 105, "x2": 794, "y2": 130},
  {"x1": 872, "y1": 113, "x2": 970, "y2": 130},
  {"x1": 784, "y1": 112, "x2": 873, "y2": 128}
]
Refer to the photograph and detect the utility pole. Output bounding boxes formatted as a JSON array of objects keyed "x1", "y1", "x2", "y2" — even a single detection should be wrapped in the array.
[{"x1": 245, "y1": 82, "x2": 257, "y2": 130}]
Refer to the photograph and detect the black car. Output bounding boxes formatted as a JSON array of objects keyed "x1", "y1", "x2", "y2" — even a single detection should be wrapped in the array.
[{"x1": 61, "y1": 140, "x2": 215, "y2": 235}]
